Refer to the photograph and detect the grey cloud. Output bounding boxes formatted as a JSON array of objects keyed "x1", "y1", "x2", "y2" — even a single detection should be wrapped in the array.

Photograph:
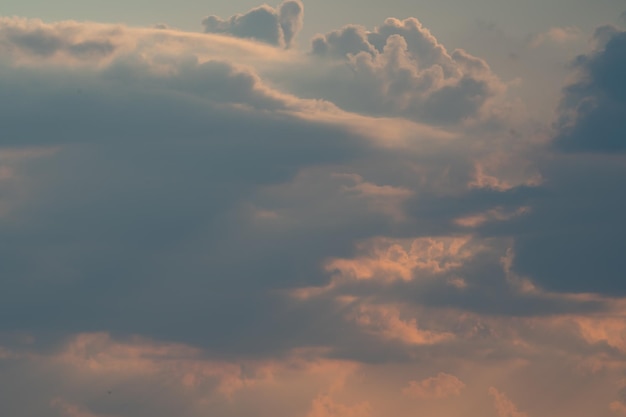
[
  {"x1": 437, "y1": 24, "x2": 626, "y2": 295},
  {"x1": 553, "y1": 27, "x2": 626, "y2": 152},
  {"x1": 311, "y1": 25, "x2": 376, "y2": 57},
  {"x1": 502, "y1": 155, "x2": 626, "y2": 295},
  {"x1": 202, "y1": 0, "x2": 303, "y2": 48},
  {"x1": 0, "y1": 21, "x2": 387, "y2": 359},
  {"x1": 0, "y1": 23, "x2": 116, "y2": 59},
  {"x1": 421, "y1": 76, "x2": 493, "y2": 124},
  {"x1": 309, "y1": 18, "x2": 503, "y2": 125},
  {"x1": 0, "y1": 16, "x2": 620, "y2": 376},
  {"x1": 278, "y1": 0, "x2": 304, "y2": 47}
]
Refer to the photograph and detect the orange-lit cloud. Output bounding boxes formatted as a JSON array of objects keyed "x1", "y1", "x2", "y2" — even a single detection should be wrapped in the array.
[
  {"x1": 307, "y1": 395, "x2": 372, "y2": 417},
  {"x1": 325, "y1": 236, "x2": 478, "y2": 283},
  {"x1": 489, "y1": 387, "x2": 528, "y2": 417},
  {"x1": 350, "y1": 304, "x2": 454, "y2": 346}
]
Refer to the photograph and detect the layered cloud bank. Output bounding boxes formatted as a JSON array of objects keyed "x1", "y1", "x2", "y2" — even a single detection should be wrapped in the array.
[{"x1": 1, "y1": 6, "x2": 626, "y2": 417}]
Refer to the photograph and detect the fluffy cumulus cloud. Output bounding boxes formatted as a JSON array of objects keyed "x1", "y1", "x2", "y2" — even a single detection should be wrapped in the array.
[
  {"x1": 1, "y1": 4, "x2": 626, "y2": 417},
  {"x1": 309, "y1": 17, "x2": 505, "y2": 125},
  {"x1": 202, "y1": 0, "x2": 303, "y2": 48}
]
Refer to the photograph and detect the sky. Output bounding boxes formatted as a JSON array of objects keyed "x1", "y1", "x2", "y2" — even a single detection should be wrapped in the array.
[{"x1": 1, "y1": 1, "x2": 626, "y2": 416}]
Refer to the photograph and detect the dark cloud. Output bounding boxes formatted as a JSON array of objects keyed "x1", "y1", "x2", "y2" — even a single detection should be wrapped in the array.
[
  {"x1": 553, "y1": 27, "x2": 626, "y2": 152},
  {"x1": 202, "y1": 0, "x2": 303, "y2": 48},
  {"x1": 500, "y1": 27, "x2": 626, "y2": 296},
  {"x1": 501, "y1": 155, "x2": 626, "y2": 295},
  {"x1": 0, "y1": 18, "x2": 390, "y2": 358}
]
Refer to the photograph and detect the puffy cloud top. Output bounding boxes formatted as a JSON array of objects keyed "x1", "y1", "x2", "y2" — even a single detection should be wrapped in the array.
[
  {"x1": 310, "y1": 18, "x2": 504, "y2": 125},
  {"x1": 202, "y1": 0, "x2": 303, "y2": 48}
]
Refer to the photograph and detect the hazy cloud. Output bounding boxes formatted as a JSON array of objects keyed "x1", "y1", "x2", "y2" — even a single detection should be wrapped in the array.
[
  {"x1": 528, "y1": 26, "x2": 581, "y2": 48},
  {"x1": 0, "y1": 17, "x2": 117, "y2": 59},
  {"x1": 489, "y1": 388, "x2": 528, "y2": 417}
]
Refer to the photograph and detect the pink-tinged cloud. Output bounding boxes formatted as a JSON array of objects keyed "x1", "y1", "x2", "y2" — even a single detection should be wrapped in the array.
[
  {"x1": 489, "y1": 387, "x2": 528, "y2": 417},
  {"x1": 403, "y1": 373, "x2": 466, "y2": 399},
  {"x1": 529, "y1": 27, "x2": 582, "y2": 48},
  {"x1": 350, "y1": 304, "x2": 454, "y2": 346},
  {"x1": 325, "y1": 236, "x2": 478, "y2": 283},
  {"x1": 454, "y1": 206, "x2": 531, "y2": 228},
  {"x1": 611, "y1": 401, "x2": 626, "y2": 415},
  {"x1": 307, "y1": 395, "x2": 372, "y2": 417},
  {"x1": 51, "y1": 398, "x2": 108, "y2": 417}
]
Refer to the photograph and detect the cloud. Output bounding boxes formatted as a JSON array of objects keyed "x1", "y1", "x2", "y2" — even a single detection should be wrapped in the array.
[
  {"x1": 349, "y1": 304, "x2": 455, "y2": 346},
  {"x1": 403, "y1": 373, "x2": 465, "y2": 399},
  {"x1": 278, "y1": 0, "x2": 304, "y2": 48},
  {"x1": 0, "y1": 332, "x2": 366, "y2": 417},
  {"x1": 202, "y1": 0, "x2": 303, "y2": 48},
  {"x1": 472, "y1": 25, "x2": 626, "y2": 297},
  {"x1": 553, "y1": 27, "x2": 626, "y2": 152},
  {"x1": 488, "y1": 388, "x2": 528, "y2": 417},
  {"x1": 529, "y1": 27, "x2": 581, "y2": 48},
  {"x1": 307, "y1": 395, "x2": 371, "y2": 417},
  {"x1": 0, "y1": 17, "x2": 117, "y2": 59},
  {"x1": 3, "y1": 9, "x2": 626, "y2": 417},
  {"x1": 308, "y1": 17, "x2": 505, "y2": 125},
  {"x1": 0, "y1": 16, "x2": 396, "y2": 359},
  {"x1": 324, "y1": 236, "x2": 477, "y2": 283},
  {"x1": 611, "y1": 401, "x2": 626, "y2": 415}
]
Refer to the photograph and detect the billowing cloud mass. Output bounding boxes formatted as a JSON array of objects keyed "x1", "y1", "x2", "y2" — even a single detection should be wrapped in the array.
[
  {"x1": 1, "y1": 3, "x2": 626, "y2": 417},
  {"x1": 202, "y1": 0, "x2": 303, "y2": 48},
  {"x1": 309, "y1": 17, "x2": 505, "y2": 124}
]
